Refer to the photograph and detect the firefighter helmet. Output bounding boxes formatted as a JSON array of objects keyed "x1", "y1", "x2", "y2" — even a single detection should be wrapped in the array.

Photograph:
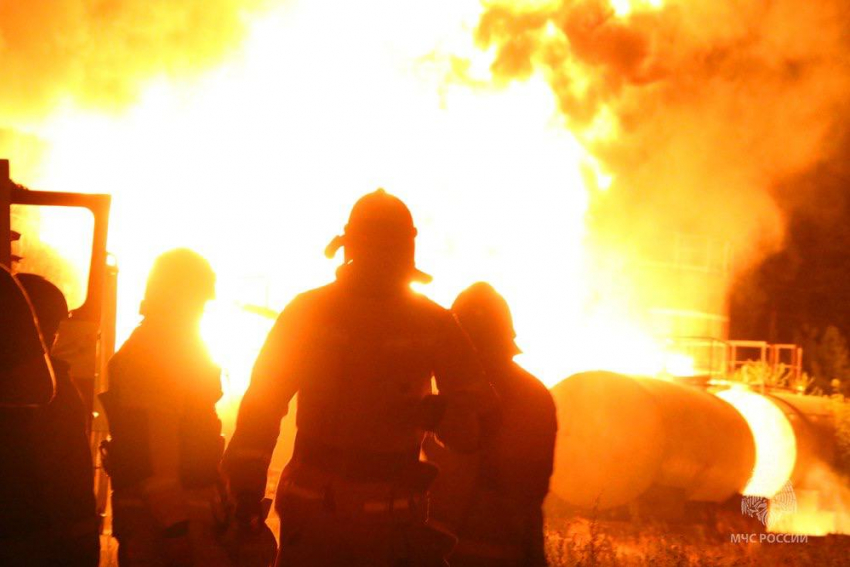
[
  {"x1": 452, "y1": 282, "x2": 520, "y2": 358},
  {"x1": 140, "y1": 248, "x2": 216, "y2": 319},
  {"x1": 325, "y1": 189, "x2": 431, "y2": 283},
  {"x1": 15, "y1": 273, "x2": 68, "y2": 345},
  {"x1": 0, "y1": 265, "x2": 55, "y2": 406}
]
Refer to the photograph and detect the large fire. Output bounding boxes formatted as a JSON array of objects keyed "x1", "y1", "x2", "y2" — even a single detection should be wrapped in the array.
[{"x1": 6, "y1": 0, "x2": 701, "y2": 401}]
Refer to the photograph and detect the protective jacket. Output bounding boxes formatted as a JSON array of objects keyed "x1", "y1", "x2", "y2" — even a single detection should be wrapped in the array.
[
  {"x1": 0, "y1": 265, "x2": 54, "y2": 407},
  {"x1": 425, "y1": 360, "x2": 556, "y2": 566},
  {"x1": 104, "y1": 320, "x2": 224, "y2": 531},
  {"x1": 226, "y1": 269, "x2": 490, "y2": 494},
  {"x1": 223, "y1": 267, "x2": 494, "y2": 565},
  {"x1": 0, "y1": 358, "x2": 99, "y2": 567}
]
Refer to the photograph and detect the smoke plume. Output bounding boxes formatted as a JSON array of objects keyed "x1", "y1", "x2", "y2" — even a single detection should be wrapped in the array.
[
  {"x1": 472, "y1": 0, "x2": 850, "y2": 275},
  {"x1": 0, "y1": 0, "x2": 266, "y2": 125}
]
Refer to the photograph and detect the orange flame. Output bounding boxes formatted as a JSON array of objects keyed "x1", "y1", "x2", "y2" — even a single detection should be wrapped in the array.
[{"x1": 12, "y1": 0, "x2": 846, "y2": 401}]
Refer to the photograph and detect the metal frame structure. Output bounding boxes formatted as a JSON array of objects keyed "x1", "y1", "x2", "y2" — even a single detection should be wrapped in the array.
[
  {"x1": 2, "y1": 159, "x2": 111, "y2": 321},
  {"x1": 726, "y1": 340, "x2": 804, "y2": 384},
  {"x1": 662, "y1": 336, "x2": 804, "y2": 388},
  {"x1": 2, "y1": 158, "x2": 115, "y2": 520}
]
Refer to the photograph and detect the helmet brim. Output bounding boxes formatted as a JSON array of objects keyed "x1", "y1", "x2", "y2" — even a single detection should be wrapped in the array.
[
  {"x1": 326, "y1": 235, "x2": 432, "y2": 284},
  {"x1": 411, "y1": 268, "x2": 433, "y2": 284}
]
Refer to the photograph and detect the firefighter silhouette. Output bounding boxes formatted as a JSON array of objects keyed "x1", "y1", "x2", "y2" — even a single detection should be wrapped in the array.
[
  {"x1": 0, "y1": 264, "x2": 54, "y2": 406},
  {"x1": 0, "y1": 273, "x2": 99, "y2": 566},
  {"x1": 223, "y1": 189, "x2": 495, "y2": 566},
  {"x1": 425, "y1": 282, "x2": 557, "y2": 567},
  {"x1": 101, "y1": 249, "x2": 235, "y2": 566}
]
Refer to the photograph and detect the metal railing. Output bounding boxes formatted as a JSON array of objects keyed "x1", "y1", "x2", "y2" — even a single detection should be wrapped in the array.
[{"x1": 663, "y1": 336, "x2": 804, "y2": 387}]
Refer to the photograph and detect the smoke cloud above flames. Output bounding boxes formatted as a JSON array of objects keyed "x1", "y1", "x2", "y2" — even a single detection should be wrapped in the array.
[
  {"x1": 471, "y1": 0, "x2": 850, "y2": 270},
  {"x1": 0, "y1": 0, "x2": 266, "y2": 124}
]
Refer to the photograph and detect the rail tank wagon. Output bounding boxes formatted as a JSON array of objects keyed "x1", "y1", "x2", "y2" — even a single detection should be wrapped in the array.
[{"x1": 550, "y1": 371, "x2": 756, "y2": 510}]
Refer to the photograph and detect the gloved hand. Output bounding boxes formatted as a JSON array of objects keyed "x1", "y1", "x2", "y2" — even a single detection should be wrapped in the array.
[
  {"x1": 223, "y1": 497, "x2": 277, "y2": 567},
  {"x1": 234, "y1": 494, "x2": 266, "y2": 530},
  {"x1": 415, "y1": 394, "x2": 447, "y2": 432},
  {"x1": 161, "y1": 521, "x2": 192, "y2": 567},
  {"x1": 222, "y1": 520, "x2": 278, "y2": 567}
]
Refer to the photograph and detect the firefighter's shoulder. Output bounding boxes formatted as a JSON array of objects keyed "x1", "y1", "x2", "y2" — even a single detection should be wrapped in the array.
[
  {"x1": 271, "y1": 283, "x2": 338, "y2": 325},
  {"x1": 406, "y1": 290, "x2": 457, "y2": 326},
  {"x1": 107, "y1": 327, "x2": 179, "y2": 409},
  {"x1": 512, "y1": 362, "x2": 551, "y2": 393},
  {"x1": 510, "y1": 363, "x2": 554, "y2": 405},
  {"x1": 108, "y1": 326, "x2": 147, "y2": 377}
]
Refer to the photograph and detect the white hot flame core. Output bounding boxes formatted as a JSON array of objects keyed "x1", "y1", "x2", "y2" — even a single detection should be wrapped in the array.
[{"x1": 716, "y1": 388, "x2": 797, "y2": 498}]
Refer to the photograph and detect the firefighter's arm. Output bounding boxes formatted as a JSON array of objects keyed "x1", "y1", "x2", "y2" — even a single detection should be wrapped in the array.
[
  {"x1": 222, "y1": 302, "x2": 302, "y2": 519},
  {"x1": 430, "y1": 313, "x2": 498, "y2": 453},
  {"x1": 0, "y1": 267, "x2": 55, "y2": 407}
]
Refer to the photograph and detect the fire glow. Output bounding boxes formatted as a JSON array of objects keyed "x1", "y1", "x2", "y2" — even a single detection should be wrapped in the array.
[
  {"x1": 716, "y1": 388, "x2": 797, "y2": 498},
  {"x1": 5, "y1": 0, "x2": 849, "y2": 538},
  {"x1": 6, "y1": 0, "x2": 704, "y2": 401},
  {"x1": 5, "y1": 0, "x2": 849, "y2": 391}
]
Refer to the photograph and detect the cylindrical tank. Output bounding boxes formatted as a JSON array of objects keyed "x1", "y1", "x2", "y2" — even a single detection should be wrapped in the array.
[
  {"x1": 715, "y1": 389, "x2": 837, "y2": 497},
  {"x1": 550, "y1": 371, "x2": 755, "y2": 510},
  {"x1": 766, "y1": 392, "x2": 835, "y2": 486}
]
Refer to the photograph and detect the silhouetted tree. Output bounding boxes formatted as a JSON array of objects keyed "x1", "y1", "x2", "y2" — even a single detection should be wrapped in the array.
[{"x1": 797, "y1": 325, "x2": 850, "y2": 395}]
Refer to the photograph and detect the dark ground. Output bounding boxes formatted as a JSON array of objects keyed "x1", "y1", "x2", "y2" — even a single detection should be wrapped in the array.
[{"x1": 545, "y1": 516, "x2": 850, "y2": 566}]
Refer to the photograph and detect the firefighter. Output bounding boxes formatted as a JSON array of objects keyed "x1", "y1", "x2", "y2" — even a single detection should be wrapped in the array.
[
  {"x1": 0, "y1": 274, "x2": 99, "y2": 566},
  {"x1": 425, "y1": 282, "x2": 557, "y2": 567},
  {"x1": 223, "y1": 189, "x2": 495, "y2": 566},
  {"x1": 101, "y1": 249, "x2": 232, "y2": 567},
  {"x1": 0, "y1": 264, "x2": 54, "y2": 406}
]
